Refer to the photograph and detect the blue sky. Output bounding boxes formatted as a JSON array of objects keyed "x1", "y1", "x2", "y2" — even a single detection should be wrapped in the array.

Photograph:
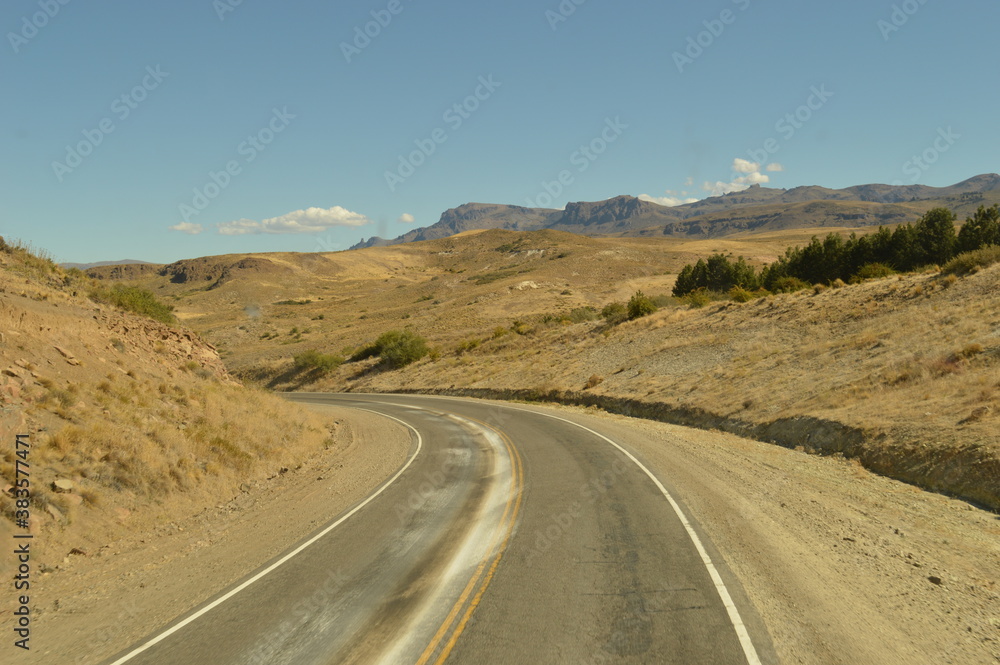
[{"x1": 1, "y1": 0, "x2": 997, "y2": 264}]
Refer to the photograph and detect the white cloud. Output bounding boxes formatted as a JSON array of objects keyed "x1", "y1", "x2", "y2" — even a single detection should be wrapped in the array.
[
  {"x1": 398, "y1": 213, "x2": 415, "y2": 224},
  {"x1": 766, "y1": 163, "x2": 784, "y2": 172},
  {"x1": 169, "y1": 222, "x2": 204, "y2": 235},
  {"x1": 638, "y1": 193, "x2": 699, "y2": 207},
  {"x1": 702, "y1": 158, "x2": 774, "y2": 197},
  {"x1": 215, "y1": 206, "x2": 370, "y2": 235},
  {"x1": 733, "y1": 158, "x2": 759, "y2": 174}
]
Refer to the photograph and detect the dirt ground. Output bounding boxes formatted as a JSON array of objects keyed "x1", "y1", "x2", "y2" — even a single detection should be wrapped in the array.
[{"x1": 555, "y1": 403, "x2": 1000, "y2": 665}]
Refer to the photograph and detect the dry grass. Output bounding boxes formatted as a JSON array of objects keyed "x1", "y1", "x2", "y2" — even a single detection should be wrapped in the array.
[{"x1": 0, "y1": 241, "x2": 338, "y2": 564}]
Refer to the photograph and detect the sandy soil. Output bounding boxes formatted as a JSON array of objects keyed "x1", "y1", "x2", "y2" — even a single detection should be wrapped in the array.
[{"x1": 2, "y1": 404, "x2": 412, "y2": 665}]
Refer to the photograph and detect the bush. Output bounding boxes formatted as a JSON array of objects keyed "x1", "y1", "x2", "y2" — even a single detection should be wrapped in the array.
[
  {"x1": 650, "y1": 294, "x2": 675, "y2": 308},
  {"x1": 566, "y1": 306, "x2": 598, "y2": 323},
  {"x1": 293, "y1": 349, "x2": 344, "y2": 373},
  {"x1": 682, "y1": 288, "x2": 712, "y2": 308},
  {"x1": 852, "y1": 263, "x2": 896, "y2": 282},
  {"x1": 941, "y1": 245, "x2": 1000, "y2": 276},
  {"x1": 378, "y1": 330, "x2": 429, "y2": 368},
  {"x1": 627, "y1": 291, "x2": 657, "y2": 319},
  {"x1": 456, "y1": 338, "x2": 482, "y2": 354},
  {"x1": 600, "y1": 302, "x2": 628, "y2": 325},
  {"x1": 355, "y1": 330, "x2": 429, "y2": 368},
  {"x1": 728, "y1": 286, "x2": 755, "y2": 303},
  {"x1": 89, "y1": 284, "x2": 175, "y2": 324},
  {"x1": 769, "y1": 277, "x2": 810, "y2": 294}
]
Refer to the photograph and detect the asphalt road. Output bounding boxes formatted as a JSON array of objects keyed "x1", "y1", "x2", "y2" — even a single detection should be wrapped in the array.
[{"x1": 99, "y1": 394, "x2": 776, "y2": 665}]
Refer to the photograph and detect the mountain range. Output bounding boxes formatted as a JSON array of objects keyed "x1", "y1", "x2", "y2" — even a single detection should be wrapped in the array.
[{"x1": 351, "y1": 174, "x2": 1000, "y2": 249}]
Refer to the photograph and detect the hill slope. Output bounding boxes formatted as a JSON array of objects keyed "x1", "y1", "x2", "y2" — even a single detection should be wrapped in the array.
[
  {"x1": 0, "y1": 240, "x2": 340, "y2": 573},
  {"x1": 352, "y1": 174, "x2": 1000, "y2": 248}
]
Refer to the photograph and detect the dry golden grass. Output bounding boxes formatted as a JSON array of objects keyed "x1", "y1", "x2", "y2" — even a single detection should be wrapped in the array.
[
  {"x1": 0, "y1": 242, "x2": 337, "y2": 563},
  {"x1": 77, "y1": 227, "x2": 1000, "y2": 508}
]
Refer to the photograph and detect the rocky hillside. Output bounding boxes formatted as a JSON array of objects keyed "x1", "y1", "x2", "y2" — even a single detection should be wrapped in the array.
[
  {"x1": 351, "y1": 174, "x2": 1000, "y2": 248},
  {"x1": 0, "y1": 239, "x2": 338, "y2": 572}
]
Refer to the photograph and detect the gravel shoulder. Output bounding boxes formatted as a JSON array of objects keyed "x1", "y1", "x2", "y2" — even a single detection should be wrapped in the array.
[
  {"x1": 2, "y1": 404, "x2": 411, "y2": 665},
  {"x1": 534, "y1": 401, "x2": 1000, "y2": 665}
]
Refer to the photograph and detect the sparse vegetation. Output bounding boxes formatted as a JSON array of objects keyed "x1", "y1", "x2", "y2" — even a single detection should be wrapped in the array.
[
  {"x1": 627, "y1": 291, "x2": 657, "y2": 319},
  {"x1": 941, "y1": 245, "x2": 1000, "y2": 276},
  {"x1": 352, "y1": 329, "x2": 430, "y2": 368},
  {"x1": 293, "y1": 349, "x2": 344, "y2": 373},
  {"x1": 88, "y1": 284, "x2": 176, "y2": 324},
  {"x1": 601, "y1": 302, "x2": 628, "y2": 325}
]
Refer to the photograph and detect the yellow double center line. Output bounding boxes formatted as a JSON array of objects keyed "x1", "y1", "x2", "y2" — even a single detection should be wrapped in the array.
[{"x1": 415, "y1": 418, "x2": 524, "y2": 665}]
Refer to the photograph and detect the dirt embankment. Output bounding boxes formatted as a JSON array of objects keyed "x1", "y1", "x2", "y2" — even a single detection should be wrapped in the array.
[
  {"x1": 387, "y1": 387, "x2": 1000, "y2": 513},
  {"x1": 0, "y1": 246, "x2": 340, "y2": 577}
]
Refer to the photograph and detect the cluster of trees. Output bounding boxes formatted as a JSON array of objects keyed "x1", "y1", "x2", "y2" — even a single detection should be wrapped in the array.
[{"x1": 673, "y1": 205, "x2": 1000, "y2": 297}]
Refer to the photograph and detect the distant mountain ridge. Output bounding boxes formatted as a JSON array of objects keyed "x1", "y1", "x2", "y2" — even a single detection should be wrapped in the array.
[
  {"x1": 351, "y1": 174, "x2": 1000, "y2": 249},
  {"x1": 60, "y1": 259, "x2": 153, "y2": 270}
]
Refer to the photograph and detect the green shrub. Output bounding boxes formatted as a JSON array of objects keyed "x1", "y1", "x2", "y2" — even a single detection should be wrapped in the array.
[
  {"x1": 942, "y1": 245, "x2": 1000, "y2": 276},
  {"x1": 627, "y1": 291, "x2": 657, "y2": 319},
  {"x1": 293, "y1": 349, "x2": 344, "y2": 373},
  {"x1": 769, "y1": 276, "x2": 810, "y2": 294},
  {"x1": 510, "y1": 320, "x2": 532, "y2": 335},
  {"x1": 456, "y1": 338, "x2": 482, "y2": 354},
  {"x1": 852, "y1": 263, "x2": 896, "y2": 282},
  {"x1": 89, "y1": 284, "x2": 175, "y2": 324},
  {"x1": 728, "y1": 286, "x2": 755, "y2": 303},
  {"x1": 349, "y1": 343, "x2": 380, "y2": 362},
  {"x1": 682, "y1": 288, "x2": 712, "y2": 308},
  {"x1": 600, "y1": 302, "x2": 628, "y2": 325},
  {"x1": 375, "y1": 330, "x2": 429, "y2": 368},
  {"x1": 566, "y1": 306, "x2": 598, "y2": 323}
]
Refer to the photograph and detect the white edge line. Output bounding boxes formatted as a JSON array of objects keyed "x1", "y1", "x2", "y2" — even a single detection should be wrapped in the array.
[
  {"x1": 388, "y1": 394, "x2": 764, "y2": 665},
  {"x1": 107, "y1": 407, "x2": 423, "y2": 665}
]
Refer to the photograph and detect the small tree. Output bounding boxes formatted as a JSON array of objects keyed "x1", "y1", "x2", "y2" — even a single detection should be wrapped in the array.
[
  {"x1": 374, "y1": 329, "x2": 429, "y2": 368},
  {"x1": 627, "y1": 291, "x2": 657, "y2": 319},
  {"x1": 957, "y1": 204, "x2": 1000, "y2": 253},
  {"x1": 914, "y1": 207, "x2": 958, "y2": 267}
]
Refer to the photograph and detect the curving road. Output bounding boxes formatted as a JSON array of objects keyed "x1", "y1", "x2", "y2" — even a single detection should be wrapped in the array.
[{"x1": 99, "y1": 394, "x2": 776, "y2": 665}]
